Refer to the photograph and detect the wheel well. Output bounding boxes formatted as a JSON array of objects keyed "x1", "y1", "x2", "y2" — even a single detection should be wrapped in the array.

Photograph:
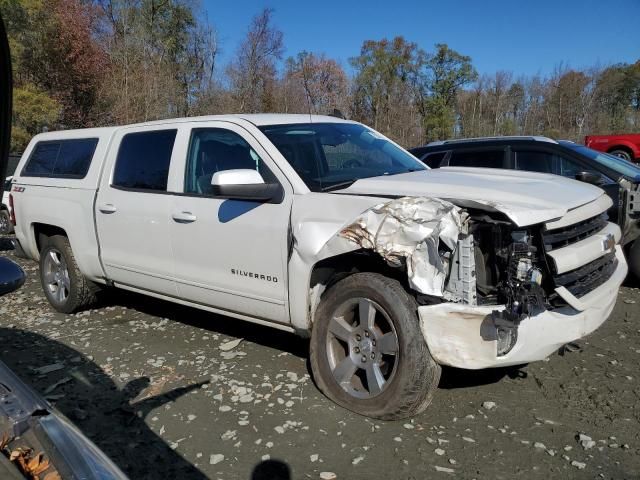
[
  {"x1": 33, "y1": 223, "x2": 67, "y2": 253},
  {"x1": 608, "y1": 145, "x2": 634, "y2": 158},
  {"x1": 308, "y1": 250, "x2": 408, "y2": 325}
]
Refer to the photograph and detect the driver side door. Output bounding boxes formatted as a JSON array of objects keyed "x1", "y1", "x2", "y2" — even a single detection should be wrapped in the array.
[{"x1": 169, "y1": 122, "x2": 293, "y2": 324}]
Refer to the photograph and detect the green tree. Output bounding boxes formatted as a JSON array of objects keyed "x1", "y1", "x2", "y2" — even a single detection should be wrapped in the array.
[
  {"x1": 415, "y1": 43, "x2": 477, "y2": 140},
  {"x1": 350, "y1": 36, "x2": 423, "y2": 142},
  {"x1": 11, "y1": 83, "x2": 60, "y2": 151}
]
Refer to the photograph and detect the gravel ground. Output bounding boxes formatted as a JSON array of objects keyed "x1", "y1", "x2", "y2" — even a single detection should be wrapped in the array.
[{"x1": 1, "y1": 243, "x2": 639, "y2": 479}]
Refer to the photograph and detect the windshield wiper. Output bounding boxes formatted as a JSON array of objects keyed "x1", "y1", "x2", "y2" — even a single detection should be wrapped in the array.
[{"x1": 320, "y1": 180, "x2": 357, "y2": 192}]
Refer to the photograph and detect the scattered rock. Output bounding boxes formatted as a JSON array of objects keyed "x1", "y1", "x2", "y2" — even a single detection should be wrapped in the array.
[
  {"x1": 319, "y1": 473, "x2": 337, "y2": 480},
  {"x1": 33, "y1": 363, "x2": 65, "y2": 375},
  {"x1": 435, "y1": 466, "x2": 455, "y2": 473},
  {"x1": 482, "y1": 401, "x2": 497, "y2": 410},
  {"x1": 44, "y1": 376, "x2": 72, "y2": 394},
  {"x1": 571, "y1": 460, "x2": 586, "y2": 470},
  {"x1": 219, "y1": 338, "x2": 243, "y2": 351},
  {"x1": 435, "y1": 448, "x2": 445, "y2": 456},
  {"x1": 210, "y1": 454, "x2": 224, "y2": 465},
  {"x1": 577, "y1": 433, "x2": 596, "y2": 450}
]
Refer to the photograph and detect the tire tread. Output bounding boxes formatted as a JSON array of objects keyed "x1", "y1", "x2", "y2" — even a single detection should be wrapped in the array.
[{"x1": 310, "y1": 272, "x2": 441, "y2": 420}]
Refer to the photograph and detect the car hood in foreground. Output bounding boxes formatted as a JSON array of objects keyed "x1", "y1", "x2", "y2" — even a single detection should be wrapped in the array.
[
  {"x1": 0, "y1": 359, "x2": 128, "y2": 479},
  {"x1": 337, "y1": 167, "x2": 607, "y2": 226}
]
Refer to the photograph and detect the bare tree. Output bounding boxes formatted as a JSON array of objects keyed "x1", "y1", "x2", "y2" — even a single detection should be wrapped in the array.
[{"x1": 227, "y1": 8, "x2": 283, "y2": 113}]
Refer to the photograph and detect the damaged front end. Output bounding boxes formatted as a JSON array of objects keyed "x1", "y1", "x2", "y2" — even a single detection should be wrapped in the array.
[
  {"x1": 337, "y1": 195, "x2": 624, "y2": 369},
  {"x1": 461, "y1": 216, "x2": 548, "y2": 356},
  {"x1": 339, "y1": 198, "x2": 551, "y2": 358}
]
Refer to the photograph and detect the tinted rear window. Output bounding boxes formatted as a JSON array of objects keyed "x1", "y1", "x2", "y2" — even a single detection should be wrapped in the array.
[
  {"x1": 22, "y1": 138, "x2": 99, "y2": 178},
  {"x1": 449, "y1": 149, "x2": 505, "y2": 168},
  {"x1": 112, "y1": 130, "x2": 177, "y2": 191}
]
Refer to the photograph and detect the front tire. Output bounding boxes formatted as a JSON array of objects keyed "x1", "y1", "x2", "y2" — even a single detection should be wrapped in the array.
[
  {"x1": 310, "y1": 272, "x2": 441, "y2": 420},
  {"x1": 39, "y1": 235, "x2": 98, "y2": 313}
]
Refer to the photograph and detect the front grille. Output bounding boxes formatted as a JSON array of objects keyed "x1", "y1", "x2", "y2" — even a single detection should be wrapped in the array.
[
  {"x1": 552, "y1": 252, "x2": 617, "y2": 298},
  {"x1": 542, "y1": 213, "x2": 608, "y2": 251}
]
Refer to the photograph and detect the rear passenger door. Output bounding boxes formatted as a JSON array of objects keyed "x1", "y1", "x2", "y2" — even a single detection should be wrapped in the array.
[
  {"x1": 95, "y1": 127, "x2": 179, "y2": 296},
  {"x1": 168, "y1": 122, "x2": 292, "y2": 324}
]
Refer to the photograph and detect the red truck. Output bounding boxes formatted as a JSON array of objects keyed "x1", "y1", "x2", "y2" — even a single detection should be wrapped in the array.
[{"x1": 585, "y1": 134, "x2": 640, "y2": 162}]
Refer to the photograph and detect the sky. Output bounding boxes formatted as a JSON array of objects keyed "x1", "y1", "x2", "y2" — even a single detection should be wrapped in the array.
[{"x1": 203, "y1": 0, "x2": 639, "y2": 77}]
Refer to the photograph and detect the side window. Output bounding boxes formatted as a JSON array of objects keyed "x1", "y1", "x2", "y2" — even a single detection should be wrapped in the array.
[
  {"x1": 112, "y1": 129, "x2": 177, "y2": 191},
  {"x1": 422, "y1": 151, "x2": 448, "y2": 168},
  {"x1": 514, "y1": 150, "x2": 554, "y2": 174},
  {"x1": 184, "y1": 128, "x2": 277, "y2": 195},
  {"x1": 558, "y1": 156, "x2": 607, "y2": 180},
  {"x1": 22, "y1": 138, "x2": 98, "y2": 178},
  {"x1": 449, "y1": 149, "x2": 505, "y2": 168}
]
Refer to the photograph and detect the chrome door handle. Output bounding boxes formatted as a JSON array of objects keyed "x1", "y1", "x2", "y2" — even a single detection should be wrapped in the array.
[
  {"x1": 98, "y1": 203, "x2": 117, "y2": 214},
  {"x1": 172, "y1": 211, "x2": 197, "y2": 223}
]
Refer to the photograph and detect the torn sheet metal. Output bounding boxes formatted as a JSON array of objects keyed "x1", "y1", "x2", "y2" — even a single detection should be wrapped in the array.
[{"x1": 339, "y1": 196, "x2": 466, "y2": 296}]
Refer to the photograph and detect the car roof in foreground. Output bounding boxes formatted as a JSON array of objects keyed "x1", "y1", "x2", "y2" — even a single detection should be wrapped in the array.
[{"x1": 30, "y1": 114, "x2": 356, "y2": 142}]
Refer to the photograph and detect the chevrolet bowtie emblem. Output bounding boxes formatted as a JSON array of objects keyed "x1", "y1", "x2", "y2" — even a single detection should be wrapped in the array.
[{"x1": 602, "y1": 233, "x2": 616, "y2": 252}]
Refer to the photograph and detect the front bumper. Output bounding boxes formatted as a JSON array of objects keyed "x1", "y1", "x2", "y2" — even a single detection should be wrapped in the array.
[{"x1": 419, "y1": 245, "x2": 627, "y2": 369}]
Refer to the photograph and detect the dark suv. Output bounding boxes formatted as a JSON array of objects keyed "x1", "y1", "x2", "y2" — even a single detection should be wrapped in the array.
[{"x1": 410, "y1": 136, "x2": 640, "y2": 277}]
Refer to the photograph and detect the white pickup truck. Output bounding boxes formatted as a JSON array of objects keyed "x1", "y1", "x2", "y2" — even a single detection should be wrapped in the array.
[{"x1": 8, "y1": 114, "x2": 627, "y2": 419}]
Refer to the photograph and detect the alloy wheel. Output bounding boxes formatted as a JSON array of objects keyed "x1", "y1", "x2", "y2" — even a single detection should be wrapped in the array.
[
  {"x1": 325, "y1": 298, "x2": 399, "y2": 399},
  {"x1": 42, "y1": 248, "x2": 70, "y2": 303}
]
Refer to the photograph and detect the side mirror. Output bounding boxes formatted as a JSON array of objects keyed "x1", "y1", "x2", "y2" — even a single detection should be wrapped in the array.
[
  {"x1": 0, "y1": 257, "x2": 25, "y2": 296},
  {"x1": 211, "y1": 169, "x2": 282, "y2": 202},
  {"x1": 575, "y1": 171, "x2": 603, "y2": 185}
]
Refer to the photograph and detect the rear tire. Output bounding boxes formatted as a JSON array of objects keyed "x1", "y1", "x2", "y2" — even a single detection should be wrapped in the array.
[
  {"x1": 0, "y1": 210, "x2": 11, "y2": 234},
  {"x1": 309, "y1": 272, "x2": 441, "y2": 420},
  {"x1": 39, "y1": 235, "x2": 99, "y2": 313},
  {"x1": 610, "y1": 149, "x2": 633, "y2": 162},
  {"x1": 628, "y1": 240, "x2": 640, "y2": 280}
]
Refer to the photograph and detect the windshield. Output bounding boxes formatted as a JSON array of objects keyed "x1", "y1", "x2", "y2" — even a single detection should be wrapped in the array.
[
  {"x1": 259, "y1": 123, "x2": 426, "y2": 191},
  {"x1": 561, "y1": 142, "x2": 640, "y2": 181}
]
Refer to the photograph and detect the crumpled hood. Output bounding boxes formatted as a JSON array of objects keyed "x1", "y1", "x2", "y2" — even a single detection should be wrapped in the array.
[{"x1": 337, "y1": 167, "x2": 606, "y2": 226}]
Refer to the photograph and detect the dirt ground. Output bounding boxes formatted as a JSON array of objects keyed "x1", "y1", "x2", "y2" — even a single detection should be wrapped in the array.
[{"x1": 0, "y1": 242, "x2": 639, "y2": 480}]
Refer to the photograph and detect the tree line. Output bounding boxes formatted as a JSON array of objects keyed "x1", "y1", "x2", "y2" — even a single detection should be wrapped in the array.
[{"x1": 2, "y1": 1, "x2": 639, "y2": 152}]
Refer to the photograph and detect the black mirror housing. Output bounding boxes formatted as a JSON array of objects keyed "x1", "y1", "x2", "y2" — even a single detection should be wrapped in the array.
[{"x1": 575, "y1": 171, "x2": 603, "y2": 185}]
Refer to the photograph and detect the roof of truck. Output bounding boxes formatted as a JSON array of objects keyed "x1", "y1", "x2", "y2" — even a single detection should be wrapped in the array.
[{"x1": 32, "y1": 113, "x2": 354, "y2": 141}]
